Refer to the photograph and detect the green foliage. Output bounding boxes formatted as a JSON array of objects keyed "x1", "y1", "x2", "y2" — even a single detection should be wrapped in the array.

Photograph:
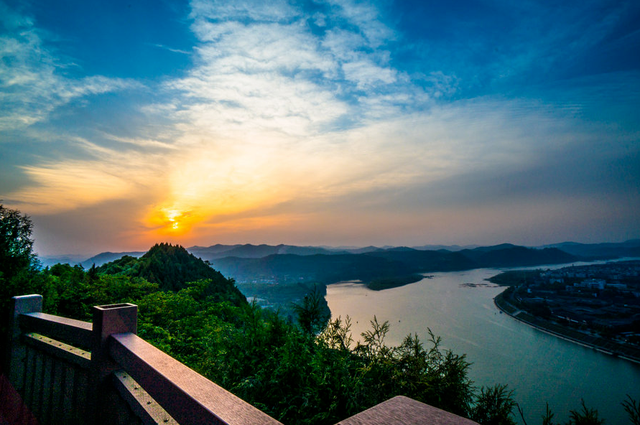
[
  {"x1": 542, "y1": 403, "x2": 557, "y2": 425},
  {"x1": 200, "y1": 313, "x2": 475, "y2": 424},
  {"x1": 394, "y1": 329, "x2": 474, "y2": 416},
  {"x1": 0, "y1": 204, "x2": 38, "y2": 347},
  {"x1": 292, "y1": 286, "x2": 331, "y2": 335},
  {"x1": 0, "y1": 204, "x2": 36, "y2": 281},
  {"x1": 471, "y1": 384, "x2": 517, "y2": 425},
  {"x1": 0, "y1": 205, "x2": 36, "y2": 305},
  {"x1": 567, "y1": 400, "x2": 605, "y2": 425},
  {"x1": 18, "y1": 263, "x2": 160, "y2": 321},
  {"x1": 622, "y1": 395, "x2": 640, "y2": 425},
  {"x1": 97, "y1": 255, "x2": 141, "y2": 275},
  {"x1": 236, "y1": 281, "x2": 327, "y2": 321}
]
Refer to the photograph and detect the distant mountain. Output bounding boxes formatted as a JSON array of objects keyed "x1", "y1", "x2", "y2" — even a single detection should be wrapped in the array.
[
  {"x1": 385, "y1": 246, "x2": 417, "y2": 252},
  {"x1": 39, "y1": 254, "x2": 87, "y2": 267},
  {"x1": 366, "y1": 249, "x2": 477, "y2": 272},
  {"x1": 411, "y1": 244, "x2": 480, "y2": 252},
  {"x1": 187, "y1": 243, "x2": 348, "y2": 261},
  {"x1": 188, "y1": 244, "x2": 241, "y2": 256},
  {"x1": 340, "y1": 246, "x2": 385, "y2": 254},
  {"x1": 459, "y1": 246, "x2": 576, "y2": 268},
  {"x1": 81, "y1": 251, "x2": 145, "y2": 268},
  {"x1": 541, "y1": 240, "x2": 640, "y2": 260},
  {"x1": 209, "y1": 244, "x2": 579, "y2": 286},
  {"x1": 466, "y1": 243, "x2": 518, "y2": 253}
]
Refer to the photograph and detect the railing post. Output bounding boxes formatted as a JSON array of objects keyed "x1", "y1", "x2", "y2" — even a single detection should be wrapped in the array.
[
  {"x1": 89, "y1": 303, "x2": 138, "y2": 425},
  {"x1": 6, "y1": 295, "x2": 42, "y2": 391}
]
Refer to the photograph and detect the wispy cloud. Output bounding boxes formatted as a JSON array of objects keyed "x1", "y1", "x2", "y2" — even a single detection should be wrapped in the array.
[
  {"x1": 174, "y1": 0, "x2": 436, "y2": 138},
  {"x1": 189, "y1": 0, "x2": 299, "y2": 23},
  {"x1": 325, "y1": 0, "x2": 395, "y2": 48},
  {"x1": 9, "y1": 135, "x2": 170, "y2": 213},
  {"x1": 0, "y1": 2, "x2": 137, "y2": 132},
  {"x1": 150, "y1": 43, "x2": 192, "y2": 55}
]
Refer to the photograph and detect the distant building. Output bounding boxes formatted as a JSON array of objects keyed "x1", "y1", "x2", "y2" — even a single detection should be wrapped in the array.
[{"x1": 576, "y1": 279, "x2": 605, "y2": 290}]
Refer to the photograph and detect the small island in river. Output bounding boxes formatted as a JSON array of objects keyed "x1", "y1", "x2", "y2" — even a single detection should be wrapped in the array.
[{"x1": 366, "y1": 274, "x2": 429, "y2": 291}]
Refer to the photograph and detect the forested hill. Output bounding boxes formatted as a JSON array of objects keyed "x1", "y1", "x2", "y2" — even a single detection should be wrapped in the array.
[{"x1": 97, "y1": 243, "x2": 246, "y2": 305}]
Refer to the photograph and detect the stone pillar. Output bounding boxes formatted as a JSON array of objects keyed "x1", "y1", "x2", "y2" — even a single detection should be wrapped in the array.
[
  {"x1": 89, "y1": 303, "x2": 138, "y2": 425},
  {"x1": 6, "y1": 295, "x2": 42, "y2": 391}
]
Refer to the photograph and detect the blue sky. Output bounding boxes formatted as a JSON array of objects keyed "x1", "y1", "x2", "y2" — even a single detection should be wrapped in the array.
[{"x1": 1, "y1": 0, "x2": 639, "y2": 256}]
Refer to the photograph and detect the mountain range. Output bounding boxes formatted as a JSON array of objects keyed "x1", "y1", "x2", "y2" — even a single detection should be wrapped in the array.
[
  {"x1": 69, "y1": 239, "x2": 640, "y2": 287},
  {"x1": 206, "y1": 245, "x2": 577, "y2": 285}
]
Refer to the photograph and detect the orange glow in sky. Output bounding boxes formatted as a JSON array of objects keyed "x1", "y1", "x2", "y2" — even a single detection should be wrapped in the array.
[{"x1": 147, "y1": 205, "x2": 200, "y2": 236}]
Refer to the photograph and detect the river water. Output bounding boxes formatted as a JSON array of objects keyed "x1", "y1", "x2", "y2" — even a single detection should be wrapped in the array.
[{"x1": 326, "y1": 267, "x2": 640, "y2": 425}]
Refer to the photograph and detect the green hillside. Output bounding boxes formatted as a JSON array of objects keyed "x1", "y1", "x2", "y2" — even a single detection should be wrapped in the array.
[{"x1": 98, "y1": 243, "x2": 246, "y2": 305}]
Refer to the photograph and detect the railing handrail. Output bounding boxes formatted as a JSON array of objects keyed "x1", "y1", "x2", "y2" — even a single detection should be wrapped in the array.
[
  {"x1": 110, "y1": 332, "x2": 282, "y2": 425},
  {"x1": 7, "y1": 296, "x2": 282, "y2": 425},
  {"x1": 20, "y1": 311, "x2": 93, "y2": 351}
]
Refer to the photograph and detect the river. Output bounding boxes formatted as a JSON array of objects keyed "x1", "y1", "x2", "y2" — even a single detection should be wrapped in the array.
[{"x1": 325, "y1": 266, "x2": 640, "y2": 425}]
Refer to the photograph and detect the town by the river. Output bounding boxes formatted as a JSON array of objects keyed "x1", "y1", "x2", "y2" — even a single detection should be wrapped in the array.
[{"x1": 326, "y1": 263, "x2": 640, "y2": 425}]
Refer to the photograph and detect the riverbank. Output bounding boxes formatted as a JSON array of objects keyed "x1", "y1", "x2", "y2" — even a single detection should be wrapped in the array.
[{"x1": 494, "y1": 291, "x2": 640, "y2": 365}]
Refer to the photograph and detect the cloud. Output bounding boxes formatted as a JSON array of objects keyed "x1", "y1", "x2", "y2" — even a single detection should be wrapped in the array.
[
  {"x1": 99, "y1": 134, "x2": 180, "y2": 151},
  {"x1": 3, "y1": 0, "x2": 639, "y2": 254},
  {"x1": 189, "y1": 0, "x2": 299, "y2": 23},
  {"x1": 325, "y1": 0, "x2": 395, "y2": 48},
  {"x1": 0, "y1": 2, "x2": 138, "y2": 133},
  {"x1": 6, "y1": 135, "x2": 171, "y2": 214},
  {"x1": 172, "y1": 0, "x2": 437, "y2": 139},
  {"x1": 342, "y1": 60, "x2": 397, "y2": 88},
  {"x1": 150, "y1": 44, "x2": 192, "y2": 55}
]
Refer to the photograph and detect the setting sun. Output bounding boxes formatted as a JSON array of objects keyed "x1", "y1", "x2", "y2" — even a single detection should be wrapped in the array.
[{"x1": 146, "y1": 205, "x2": 198, "y2": 235}]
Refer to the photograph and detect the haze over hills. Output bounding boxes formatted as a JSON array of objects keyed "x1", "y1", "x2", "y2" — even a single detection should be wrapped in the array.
[{"x1": 78, "y1": 251, "x2": 145, "y2": 269}]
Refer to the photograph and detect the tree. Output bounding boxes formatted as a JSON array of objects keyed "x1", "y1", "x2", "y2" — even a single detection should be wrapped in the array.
[
  {"x1": 567, "y1": 400, "x2": 604, "y2": 425},
  {"x1": 622, "y1": 395, "x2": 640, "y2": 425},
  {"x1": 292, "y1": 286, "x2": 331, "y2": 335},
  {"x1": 470, "y1": 384, "x2": 517, "y2": 425},
  {"x1": 0, "y1": 204, "x2": 37, "y2": 370},
  {"x1": 0, "y1": 204, "x2": 36, "y2": 281}
]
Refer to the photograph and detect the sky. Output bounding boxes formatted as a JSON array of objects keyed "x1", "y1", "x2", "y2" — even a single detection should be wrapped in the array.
[{"x1": 1, "y1": 0, "x2": 639, "y2": 257}]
